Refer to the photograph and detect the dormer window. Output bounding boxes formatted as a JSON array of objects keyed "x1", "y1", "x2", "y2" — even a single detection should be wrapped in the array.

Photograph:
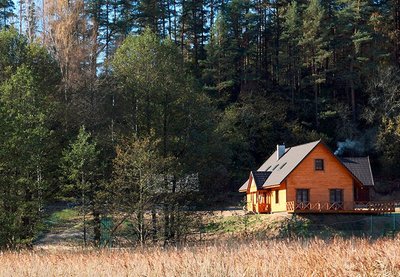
[{"x1": 315, "y1": 159, "x2": 324, "y2": 171}]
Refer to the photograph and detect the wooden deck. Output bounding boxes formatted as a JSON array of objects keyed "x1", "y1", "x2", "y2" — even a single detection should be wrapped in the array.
[
  {"x1": 286, "y1": 201, "x2": 395, "y2": 214},
  {"x1": 252, "y1": 203, "x2": 270, "y2": 213}
]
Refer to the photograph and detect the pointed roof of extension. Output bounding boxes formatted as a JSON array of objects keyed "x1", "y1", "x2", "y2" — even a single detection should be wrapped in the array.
[
  {"x1": 239, "y1": 140, "x2": 321, "y2": 192},
  {"x1": 340, "y1": 157, "x2": 375, "y2": 187},
  {"x1": 251, "y1": 171, "x2": 272, "y2": 190}
]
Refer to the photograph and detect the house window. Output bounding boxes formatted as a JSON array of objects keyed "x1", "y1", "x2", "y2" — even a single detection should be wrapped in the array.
[
  {"x1": 275, "y1": 190, "x2": 279, "y2": 204},
  {"x1": 315, "y1": 159, "x2": 324, "y2": 171},
  {"x1": 330, "y1": 189, "x2": 343, "y2": 203},
  {"x1": 296, "y1": 189, "x2": 310, "y2": 210},
  {"x1": 296, "y1": 189, "x2": 309, "y2": 203},
  {"x1": 330, "y1": 189, "x2": 344, "y2": 210}
]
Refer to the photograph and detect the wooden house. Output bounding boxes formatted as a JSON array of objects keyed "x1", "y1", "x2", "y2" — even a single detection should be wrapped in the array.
[{"x1": 239, "y1": 140, "x2": 394, "y2": 214}]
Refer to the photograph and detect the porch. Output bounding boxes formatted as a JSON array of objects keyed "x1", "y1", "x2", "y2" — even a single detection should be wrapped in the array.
[
  {"x1": 251, "y1": 203, "x2": 270, "y2": 213},
  {"x1": 286, "y1": 201, "x2": 395, "y2": 214}
]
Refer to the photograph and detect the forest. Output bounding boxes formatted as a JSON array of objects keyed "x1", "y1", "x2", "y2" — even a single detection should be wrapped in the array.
[{"x1": 0, "y1": 0, "x2": 400, "y2": 247}]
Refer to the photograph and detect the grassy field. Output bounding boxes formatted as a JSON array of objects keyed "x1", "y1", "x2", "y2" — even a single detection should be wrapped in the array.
[{"x1": 1, "y1": 236, "x2": 399, "y2": 276}]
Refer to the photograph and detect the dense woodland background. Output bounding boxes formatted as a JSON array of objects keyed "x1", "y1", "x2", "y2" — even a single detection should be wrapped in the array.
[{"x1": 0, "y1": 0, "x2": 400, "y2": 247}]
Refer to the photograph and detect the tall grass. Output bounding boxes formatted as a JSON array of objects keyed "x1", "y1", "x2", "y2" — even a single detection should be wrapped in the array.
[{"x1": 1, "y1": 236, "x2": 399, "y2": 276}]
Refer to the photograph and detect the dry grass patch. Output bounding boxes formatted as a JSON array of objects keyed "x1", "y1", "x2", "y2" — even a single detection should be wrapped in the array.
[{"x1": 1, "y1": 236, "x2": 400, "y2": 276}]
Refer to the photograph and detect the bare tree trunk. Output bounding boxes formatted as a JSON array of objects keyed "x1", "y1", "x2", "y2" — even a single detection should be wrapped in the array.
[
  {"x1": 82, "y1": 174, "x2": 87, "y2": 247},
  {"x1": 180, "y1": 0, "x2": 185, "y2": 55},
  {"x1": 397, "y1": 0, "x2": 400, "y2": 66},
  {"x1": 163, "y1": 203, "x2": 170, "y2": 246},
  {"x1": 173, "y1": 0, "x2": 178, "y2": 43},
  {"x1": 19, "y1": 0, "x2": 23, "y2": 34},
  {"x1": 138, "y1": 173, "x2": 145, "y2": 246},
  {"x1": 93, "y1": 208, "x2": 101, "y2": 246},
  {"x1": 151, "y1": 207, "x2": 157, "y2": 243}
]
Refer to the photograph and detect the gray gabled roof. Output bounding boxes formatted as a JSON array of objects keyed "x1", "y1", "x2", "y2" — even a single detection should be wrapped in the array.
[
  {"x1": 257, "y1": 140, "x2": 321, "y2": 187},
  {"x1": 340, "y1": 157, "x2": 375, "y2": 187},
  {"x1": 239, "y1": 140, "x2": 320, "y2": 191}
]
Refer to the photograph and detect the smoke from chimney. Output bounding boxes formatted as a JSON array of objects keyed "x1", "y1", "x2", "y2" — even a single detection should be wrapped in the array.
[{"x1": 334, "y1": 139, "x2": 364, "y2": 156}]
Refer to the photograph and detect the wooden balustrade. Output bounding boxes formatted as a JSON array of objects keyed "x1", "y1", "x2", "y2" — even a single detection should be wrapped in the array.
[
  {"x1": 286, "y1": 201, "x2": 395, "y2": 214},
  {"x1": 258, "y1": 203, "x2": 270, "y2": 213}
]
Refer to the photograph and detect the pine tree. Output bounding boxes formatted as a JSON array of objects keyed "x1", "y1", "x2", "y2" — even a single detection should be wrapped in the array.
[
  {"x1": 202, "y1": 14, "x2": 237, "y2": 106},
  {"x1": 281, "y1": 0, "x2": 302, "y2": 103},
  {"x1": 300, "y1": 0, "x2": 331, "y2": 126},
  {"x1": 138, "y1": 0, "x2": 163, "y2": 33},
  {"x1": 335, "y1": 0, "x2": 374, "y2": 122},
  {"x1": 61, "y1": 126, "x2": 102, "y2": 246},
  {"x1": 180, "y1": 0, "x2": 208, "y2": 75},
  {"x1": 0, "y1": 0, "x2": 14, "y2": 28},
  {"x1": 25, "y1": 0, "x2": 37, "y2": 41},
  {"x1": 202, "y1": 0, "x2": 258, "y2": 105},
  {"x1": 114, "y1": 0, "x2": 139, "y2": 38}
]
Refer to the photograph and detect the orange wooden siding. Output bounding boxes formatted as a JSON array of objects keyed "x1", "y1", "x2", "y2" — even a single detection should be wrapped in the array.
[{"x1": 285, "y1": 143, "x2": 354, "y2": 210}]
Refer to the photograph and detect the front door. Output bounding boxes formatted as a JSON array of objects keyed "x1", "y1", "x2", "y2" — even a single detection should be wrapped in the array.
[{"x1": 258, "y1": 193, "x2": 266, "y2": 213}]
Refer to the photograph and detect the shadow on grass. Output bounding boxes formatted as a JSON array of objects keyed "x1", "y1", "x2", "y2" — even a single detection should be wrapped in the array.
[{"x1": 278, "y1": 213, "x2": 400, "y2": 239}]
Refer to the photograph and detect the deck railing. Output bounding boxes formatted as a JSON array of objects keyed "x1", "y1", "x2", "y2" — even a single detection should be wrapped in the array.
[
  {"x1": 286, "y1": 201, "x2": 395, "y2": 213},
  {"x1": 250, "y1": 203, "x2": 270, "y2": 213},
  {"x1": 258, "y1": 203, "x2": 270, "y2": 213}
]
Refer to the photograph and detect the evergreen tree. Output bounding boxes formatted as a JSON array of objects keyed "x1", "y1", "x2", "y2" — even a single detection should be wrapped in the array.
[
  {"x1": 300, "y1": 0, "x2": 331, "y2": 126},
  {"x1": 0, "y1": 0, "x2": 13, "y2": 28},
  {"x1": 202, "y1": 13, "x2": 238, "y2": 107},
  {"x1": 180, "y1": 0, "x2": 208, "y2": 75},
  {"x1": 138, "y1": 0, "x2": 163, "y2": 33},
  {"x1": 0, "y1": 66, "x2": 55, "y2": 247},
  {"x1": 25, "y1": 0, "x2": 37, "y2": 41},
  {"x1": 335, "y1": 0, "x2": 374, "y2": 122},
  {"x1": 281, "y1": 0, "x2": 302, "y2": 103},
  {"x1": 61, "y1": 126, "x2": 102, "y2": 246},
  {"x1": 0, "y1": 29, "x2": 60, "y2": 248},
  {"x1": 114, "y1": 0, "x2": 139, "y2": 38}
]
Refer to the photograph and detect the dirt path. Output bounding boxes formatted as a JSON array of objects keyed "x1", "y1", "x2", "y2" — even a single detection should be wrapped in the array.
[
  {"x1": 35, "y1": 203, "x2": 84, "y2": 248},
  {"x1": 36, "y1": 225, "x2": 83, "y2": 247}
]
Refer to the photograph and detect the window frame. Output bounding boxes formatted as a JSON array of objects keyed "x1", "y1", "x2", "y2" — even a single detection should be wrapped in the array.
[
  {"x1": 329, "y1": 189, "x2": 344, "y2": 210},
  {"x1": 275, "y1": 190, "x2": 279, "y2": 204},
  {"x1": 314, "y1": 159, "x2": 324, "y2": 171},
  {"x1": 329, "y1": 189, "x2": 344, "y2": 203},
  {"x1": 296, "y1": 189, "x2": 310, "y2": 203}
]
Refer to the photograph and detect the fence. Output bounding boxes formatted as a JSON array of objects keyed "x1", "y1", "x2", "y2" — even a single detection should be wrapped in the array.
[{"x1": 283, "y1": 213, "x2": 400, "y2": 238}]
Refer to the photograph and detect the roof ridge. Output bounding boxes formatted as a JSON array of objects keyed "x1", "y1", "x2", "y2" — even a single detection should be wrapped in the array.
[{"x1": 286, "y1": 139, "x2": 321, "y2": 149}]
